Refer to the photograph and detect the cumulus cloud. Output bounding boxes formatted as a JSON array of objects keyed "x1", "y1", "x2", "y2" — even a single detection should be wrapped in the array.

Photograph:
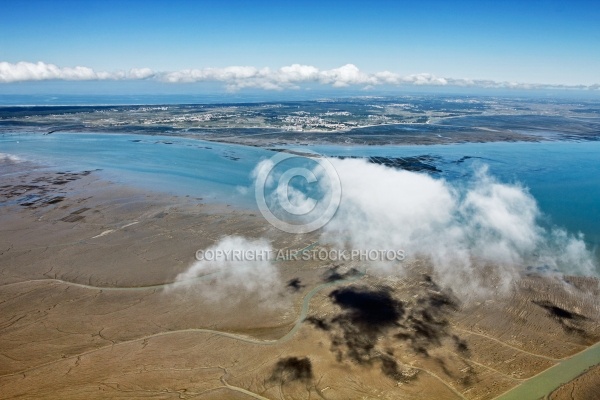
[
  {"x1": 170, "y1": 236, "x2": 283, "y2": 305},
  {"x1": 277, "y1": 64, "x2": 319, "y2": 83},
  {"x1": 169, "y1": 159, "x2": 596, "y2": 302},
  {"x1": 320, "y1": 159, "x2": 597, "y2": 297},
  {"x1": 1, "y1": 61, "x2": 598, "y2": 91}
]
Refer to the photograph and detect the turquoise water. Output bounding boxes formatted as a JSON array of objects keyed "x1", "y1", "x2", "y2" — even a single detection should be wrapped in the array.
[
  {"x1": 496, "y1": 341, "x2": 600, "y2": 400},
  {"x1": 0, "y1": 132, "x2": 271, "y2": 206},
  {"x1": 307, "y1": 142, "x2": 600, "y2": 248},
  {"x1": 1, "y1": 133, "x2": 599, "y2": 249}
]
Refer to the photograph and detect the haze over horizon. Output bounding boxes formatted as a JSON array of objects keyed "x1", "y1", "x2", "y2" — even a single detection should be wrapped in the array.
[{"x1": 1, "y1": 0, "x2": 599, "y2": 95}]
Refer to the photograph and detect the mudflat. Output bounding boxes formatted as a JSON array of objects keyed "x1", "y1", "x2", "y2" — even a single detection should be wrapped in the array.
[{"x1": 1, "y1": 160, "x2": 599, "y2": 399}]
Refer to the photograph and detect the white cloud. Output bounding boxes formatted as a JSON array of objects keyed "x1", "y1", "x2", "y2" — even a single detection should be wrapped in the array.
[
  {"x1": 127, "y1": 67, "x2": 155, "y2": 79},
  {"x1": 319, "y1": 64, "x2": 376, "y2": 87},
  {"x1": 0, "y1": 61, "x2": 100, "y2": 82},
  {"x1": 169, "y1": 236, "x2": 283, "y2": 305},
  {"x1": 320, "y1": 160, "x2": 597, "y2": 298},
  {"x1": 276, "y1": 64, "x2": 319, "y2": 83},
  {"x1": 1, "y1": 61, "x2": 598, "y2": 91},
  {"x1": 0, "y1": 61, "x2": 155, "y2": 83},
  {"x1": 170, "y1": 160, "x2": 597, "y2": 302}
]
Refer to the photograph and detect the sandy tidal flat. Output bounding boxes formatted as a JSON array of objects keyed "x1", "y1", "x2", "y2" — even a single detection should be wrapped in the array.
[{"x1": 1, "y1": 160, "x2": 599, "y2": 400}]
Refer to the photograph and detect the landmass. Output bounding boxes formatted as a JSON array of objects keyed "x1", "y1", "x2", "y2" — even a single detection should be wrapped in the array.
[{"x1": 2, "y1": 96, "x2": 599, "y2": 147}]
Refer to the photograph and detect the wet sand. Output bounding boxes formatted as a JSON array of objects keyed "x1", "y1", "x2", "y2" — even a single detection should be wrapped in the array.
[
  {"x1": 549, "y1": 364, "x2": 600, "y2": 399},
  {"x1": 1, "y1": 159, "x2": 599, "y2": 399}
]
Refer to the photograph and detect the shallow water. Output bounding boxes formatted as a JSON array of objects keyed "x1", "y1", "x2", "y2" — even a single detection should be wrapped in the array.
[
  {"x1": 306, "y1": 141, "x2": 600, "y2": 247},
  {"x1": 1, "y1": 132, "x2": 599, "y2": 249},
  {"x1": 0, "y1": 132, "x2": 271, "y2": 206},
  {"x1": 496, "y1": 340, "x2": 600, "y2": 400}
]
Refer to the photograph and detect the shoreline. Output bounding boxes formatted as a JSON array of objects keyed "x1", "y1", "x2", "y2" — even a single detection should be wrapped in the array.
[{"x1": 1, "y1": 125, "x2": 545, "y2": 147}]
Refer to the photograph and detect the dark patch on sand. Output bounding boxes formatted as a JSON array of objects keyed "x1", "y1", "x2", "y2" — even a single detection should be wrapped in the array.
[
  {"x1": 306, "y1": 276, "x2": 468, "y2": 382},
  {"x1": 321, "y1": 265, "x2": 361, "y2": 283},
  {"x1": 533, "y1": 300, "x2": 591, "y2": 338},
  {"x1": 305, "y1": 316, "x2": 331, "y2": 331},
  {"x1": 534, "y1": 300, "x2": 586, "y2": 321},
  {"x1": 378, "y1": 354, "x2": 417, "y2": 382},
  {"x1": 327, "y1": 285, "x2": 404, "y2": 364},
  {"x1": 60, "y1": 214, "x2": 85, "y2": 223},
  {"x1": 286, "y1": 278, "x2": 304, "y2": 292},
  {"x1": 45, "y1": 196, "x2": 65, "y2": 205},
  {"x1": 322, "y1": 267, "x2": 343, "y2": 283},
  {"x1": 452, "y1": 334, "x2": 471, "y2": 356},
  {"x1": 0, "y1": 170, "x2": 95, "y2": 209},
  {"x1": 269, "y1": 357, "x2": 313, "y2": 384},
  {"x1": 330, "y1": 286, "x2": 404, "y2": 329},
  {"x1": 395, "y1": 285, "x2": 459, "y2": 356}
]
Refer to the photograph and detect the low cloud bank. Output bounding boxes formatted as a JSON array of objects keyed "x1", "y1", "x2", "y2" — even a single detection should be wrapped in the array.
[
  {"x1": 173, "y1": 159, "x2": 596, "y2": 300},
  {"x1": 322, "y1": 159, "x2": 597, "y2": 296},
  {"x1": 0, "y1": 61, "x2": 154, "y2": 83},
  {"x1": 2, "y1": 61, "x2": 598, "y2": 91}
]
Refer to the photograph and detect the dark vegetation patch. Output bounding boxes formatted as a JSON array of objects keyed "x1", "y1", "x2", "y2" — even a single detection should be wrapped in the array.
[{"x1": 269, "y1": 357, "x2": 313, "y2": 384}]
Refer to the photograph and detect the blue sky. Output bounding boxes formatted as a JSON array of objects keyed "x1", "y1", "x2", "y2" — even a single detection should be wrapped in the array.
[{"x1": 0, "y1": 0, "x2": 599, "y2": 93}]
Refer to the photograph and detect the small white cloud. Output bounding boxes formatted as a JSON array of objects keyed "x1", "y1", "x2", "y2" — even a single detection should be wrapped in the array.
[
  {"x1": 169, "y1": 236, "x2": 283, "y2": 305},
  {"x1": 276, "y1": 64, "x2": 319, "y2": 83},
  {"x1": 128, "y1": 67, "x2": 155, "y2": 79}
]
